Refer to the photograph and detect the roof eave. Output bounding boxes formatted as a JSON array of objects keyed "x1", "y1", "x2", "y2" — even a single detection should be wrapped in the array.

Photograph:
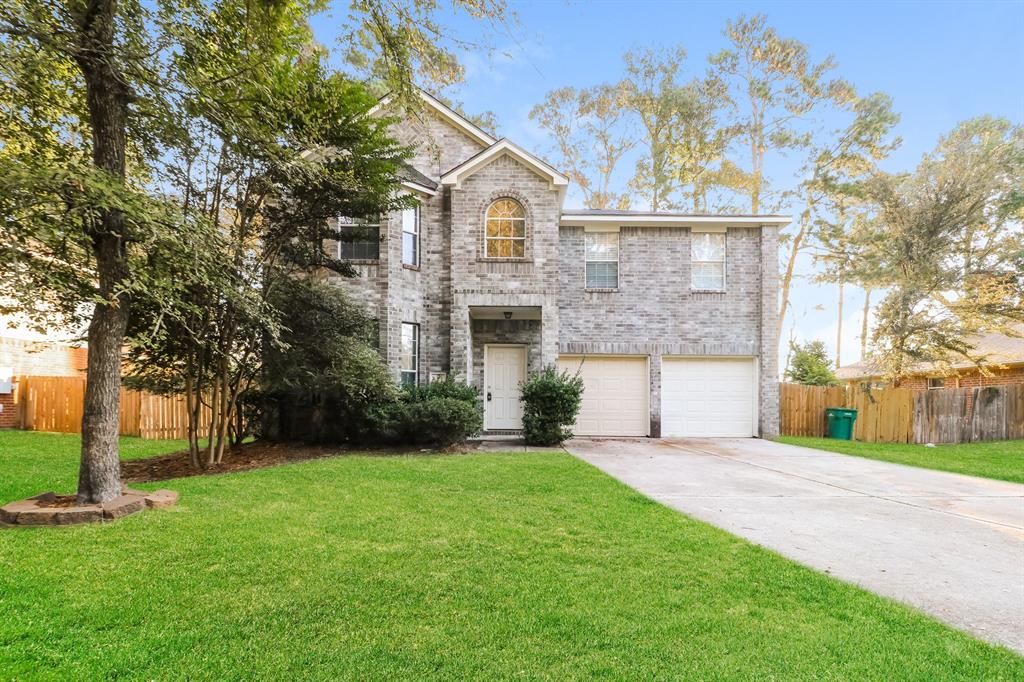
[
  {"x1": 559, "y1": 214, "x2": 792, "y2": 228},
  {"x1": 369, "y1": 89, "x2": 497, "y2": 147},
  {"x1": 440, "y1": 139, "x2": 569, "y2": 191}
]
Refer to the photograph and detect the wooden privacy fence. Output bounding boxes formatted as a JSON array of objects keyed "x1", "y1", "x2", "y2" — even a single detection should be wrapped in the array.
[
  {"x1": 13, "y1": 375, "x2": 212, "y2": 440},
  {"x1": 780, "y1": 382, "x2": 1024, "y2": 444}
]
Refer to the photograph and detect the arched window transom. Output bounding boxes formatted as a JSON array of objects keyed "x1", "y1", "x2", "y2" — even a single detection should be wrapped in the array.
[{"x1": 485, "y1": 198, "x2": 526, "y2": 258}]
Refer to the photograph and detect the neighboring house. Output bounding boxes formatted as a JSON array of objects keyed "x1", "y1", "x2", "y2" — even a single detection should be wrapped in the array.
[
  {"x1": 837, "y1": 326, "x2": 1024, "y2": 390},
  {"x1": 0, "y1": 336, "x2": 88, "y2": 428},
  {"x1": 329, "y1": 89, "x2": 787, "y2": 438}
]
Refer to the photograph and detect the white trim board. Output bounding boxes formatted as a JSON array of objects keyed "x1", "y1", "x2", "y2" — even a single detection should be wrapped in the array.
[{"x1": 441, "y1": 139, "x2": 569, "y2": 190}]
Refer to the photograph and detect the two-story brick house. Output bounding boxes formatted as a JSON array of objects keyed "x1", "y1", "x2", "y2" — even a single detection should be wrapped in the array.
[{"x1": 329, "y1": 89, "x2": 788, "y2": 438}]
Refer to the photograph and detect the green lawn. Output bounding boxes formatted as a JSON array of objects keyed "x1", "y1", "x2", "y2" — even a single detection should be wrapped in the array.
[
  {"x1": 778, "y1": 436, "x2": 1024, "y2": 484},
  {"x1": 0, "y1": 430, "x2": 193, "y2": 503},
  {"x1": 1, "y1": 432, "x2": 1021, "y2": 679}
]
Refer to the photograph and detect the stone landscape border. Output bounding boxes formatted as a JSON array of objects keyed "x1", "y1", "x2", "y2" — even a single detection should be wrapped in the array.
[{"x1": 1, "y1": 488, "x2": 179, "y2": 526}]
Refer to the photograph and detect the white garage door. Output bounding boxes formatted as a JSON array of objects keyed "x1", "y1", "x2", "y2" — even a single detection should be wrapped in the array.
[
  {"x1": 662, "y1": 357, "x2": 756, "y2": 437},
  {"x1": 558, "y1": 356, "x2": 649, "y2": 437}
]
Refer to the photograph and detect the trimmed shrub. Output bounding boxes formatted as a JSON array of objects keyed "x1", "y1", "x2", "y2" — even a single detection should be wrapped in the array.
[
  {"x1": 372, "y1": 377, "x2": 482, "y2": 447},
  {"x1": 520, "y1": 366, "x2": 584, "y2": 446},
  {"x1": 402, "y1": 375, "x2": 479, "y2": 404}
]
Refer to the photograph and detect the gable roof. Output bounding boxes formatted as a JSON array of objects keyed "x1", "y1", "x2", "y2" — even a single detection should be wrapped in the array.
[
  {"x1": 369, "y1": 89, "x2": 497, "y2": 148},
  {"x1": 837, "y1": 325, "x2": 1024, "y2": 380},
  {"x1": 440, "y1": 138, "x2": 569, "y2": 190}
]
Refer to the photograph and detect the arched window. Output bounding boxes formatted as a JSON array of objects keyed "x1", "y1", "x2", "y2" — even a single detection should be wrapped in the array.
[{"x1": 485, "y1": 198, "x2": 526, "y2": 258}]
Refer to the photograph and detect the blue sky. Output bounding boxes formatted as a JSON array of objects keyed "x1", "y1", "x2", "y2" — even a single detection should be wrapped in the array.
[{"x1": 311, "y1": 0, "x2": 1024, "y2": 370}]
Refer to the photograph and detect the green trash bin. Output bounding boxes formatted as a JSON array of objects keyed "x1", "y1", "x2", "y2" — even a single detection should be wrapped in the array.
[{"x1": 825, "y1": 407, "x2": 857, "y2": 440}]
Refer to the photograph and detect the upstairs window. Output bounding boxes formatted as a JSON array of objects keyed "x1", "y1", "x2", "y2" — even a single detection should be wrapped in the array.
[
  {"x1": 691, "y1": 232, "x2": 726, "y2": 291},
  {"x1": 400, "y1": 323, "x2": 419, "y2": 386},
  {"x1": 485, "y1": 198, "x2": 526, "y2": 258},
  {"x1": 585, "y1": 232, "x2": 619, "y2": 289},
  {"x1": 337, "y1": 216, "x2": 380, "y2": 260},
  {"x1": 402, "y1": 207, "x2": 419, "y2": 267}
]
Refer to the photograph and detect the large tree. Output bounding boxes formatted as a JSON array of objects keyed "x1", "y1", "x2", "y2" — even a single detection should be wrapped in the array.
[
  {"x1": 0, "y1": 0, "x2": 181, "y2": 502},
  {"x1": 862, "y1": 117, "x2": 1024, "y2": 382},
  {"x1": 126, "y1": 1, "x2": 409, "y2": 468},
  {"x1": 709, "y1": 14, "x2": 848, "y2": 214},
  {"x1": 621, "y1": 46, "x2": 687, "y2": 211},
  {"x1": 793, "y1": 92, "x2": 901, "y2": 357},
  {"x1": 529, "y1": 84, "x2": 635, "y2": 209},
  {"x1": 0, "y1": 0, "x2": 511, "y2": 501}
]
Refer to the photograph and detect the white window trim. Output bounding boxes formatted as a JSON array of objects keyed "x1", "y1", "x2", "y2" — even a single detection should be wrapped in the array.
[
  {"x1": 585, "y1": 231, "x2": 619, "y2": 290},
  {"x1": 402, "y1": 206, "x2": 420, "y2": 267},
  {"x1": 400, "y1": 322, "x2": 419, "y2": 386},
  {"x1": 691, "y1": 231, "x2": 727, "y2": 292}
]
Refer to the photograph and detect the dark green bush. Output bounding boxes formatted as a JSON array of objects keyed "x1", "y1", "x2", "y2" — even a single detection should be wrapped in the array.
[
  {"x1": 520, "y1": 366, "x2": 584, "y2": 446},
  {"x1": 401, "y1": 375, "x2": 479, "y2": 403},
  {"x1": 371, "y1": 377, "x2": 482, "y2": 447}
]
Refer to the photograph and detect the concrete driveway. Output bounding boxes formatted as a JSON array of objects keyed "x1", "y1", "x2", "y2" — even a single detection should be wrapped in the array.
[{"x1": 564, "y1": 437, "x2": 1024, "y2": 653}]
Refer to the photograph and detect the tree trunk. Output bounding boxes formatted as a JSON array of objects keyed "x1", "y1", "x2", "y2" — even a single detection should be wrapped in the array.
[
  {"x1": 860, "y1": 288, "x2": 872, "y2": 359},
  {"x1": 777, "y1": 209, "x2": 810, "y2": 346},
  {"x1": 835, "y1": 274, "x2": 845, "y2": 369},
  {"x1": 74, "y1": 0, "x2": 131, "y2": 504}
]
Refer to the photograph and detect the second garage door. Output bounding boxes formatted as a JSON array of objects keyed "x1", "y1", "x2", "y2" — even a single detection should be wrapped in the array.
[
  {"x1": 661, "y1": 357, "x2": 757, "y2": 437},
  {"x1": 558, "y1": 355, "x2": 649, "y2": 437}
]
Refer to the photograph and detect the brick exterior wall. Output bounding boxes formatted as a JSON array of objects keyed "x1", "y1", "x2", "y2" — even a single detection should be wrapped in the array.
[
  {"x1": 557, "y1": 225, "x2": 779, "y2": 437},
  {"x1": 895, "y1": 367, "x2": 1024, "y2": 391},
  {"x1": 0, "y1": 337, "x2": 88, "y2": 428},
  {"x1": 327, "y1": 105, "x2": 782, "y2": 437}
]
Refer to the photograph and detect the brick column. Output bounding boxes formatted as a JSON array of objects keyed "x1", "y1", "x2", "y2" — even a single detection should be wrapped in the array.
[
  {"x1": 649, "y1": 353, "x2": 662, "y2": 437},
  {"x1": 759, "y1": 226, "x2": 780, "y2": 438},
  {"x1": 450, "y1": 302, "x2": 472, "y2": 383},
  {"x1": 540, "y1": 301, "x2": 559, "y2": 369}
]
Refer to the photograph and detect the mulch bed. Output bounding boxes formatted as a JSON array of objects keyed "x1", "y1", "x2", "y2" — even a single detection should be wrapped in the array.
[{"x1": 120, "y1": 441, "x2": 471, "y2": 483}]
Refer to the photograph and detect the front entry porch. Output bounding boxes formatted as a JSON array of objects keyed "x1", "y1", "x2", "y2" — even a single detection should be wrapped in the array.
[{"x1": 459, "y1": 305, "x2": 552, "y2": 431}]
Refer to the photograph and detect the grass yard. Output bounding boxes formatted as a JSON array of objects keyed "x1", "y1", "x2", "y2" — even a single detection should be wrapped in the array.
[
  {"x1": 1, "y1": 432, "x2": 1021, "y2": 679},
  {"x1": 0, "y1": 430, "x2": 194, "y2": 502},
  {"x1": 778, "y1": 436, "x2": 1024, "y2": 484}
]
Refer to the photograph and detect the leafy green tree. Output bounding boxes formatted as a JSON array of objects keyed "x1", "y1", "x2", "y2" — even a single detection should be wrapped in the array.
[
  {"x1": 621, "y1": 46, "x2": 687, "y2": 211},
  {"x1": 862, "y1": 117, "x2": 1024, "y2": 383},
  {"x1": 0, "y1": 0, "x2": 508, "y2": 498},
  {"x1": 529, "y1": 84, "x2": 635, "y2": 209},
  {"x1": 124, "y1": 0, "x2": 410, "y2": 469},
  {"x1": 785, "y1": 341, "x2": 840, "y2": 386},
  {"x1": 778, "y1": 91, "x2": 901, "y2": 348},
  {"x1": 709, "y1": 13, "x2": 850, "y2": 213},
  {"x1": 0, "y1": 0, "x2": 194, "y2": 502},
  {"x1": 259, "y1": 277, "x2": 398, "y2": 445},
  {"x1": 665, "y1": 74, "x2": 742, "y2": 212}
]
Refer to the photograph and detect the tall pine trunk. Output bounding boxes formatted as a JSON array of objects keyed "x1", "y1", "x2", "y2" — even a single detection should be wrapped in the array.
[
  {"x1": 74, "y1": 0, "x2": 131, "y2": 503},
  {"x1": 860, "y1": 288, "x2": 872, "y2": 359},
  {"x1": 835, "y1": 275, "x2": 845, "y2": 369}
]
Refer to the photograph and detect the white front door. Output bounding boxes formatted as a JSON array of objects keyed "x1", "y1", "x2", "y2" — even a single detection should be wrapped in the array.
[{"x1": 485, "y1": 345, "x2": 527, "y2": 430}]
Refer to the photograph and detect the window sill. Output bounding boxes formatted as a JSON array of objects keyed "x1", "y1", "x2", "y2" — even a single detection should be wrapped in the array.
[
  {"x1": 585, "y1": 287, "x2": 619, "y2": 293},
  {"x1": 342, "y1": 259, "x2": 380, "y2": 265},
  {"x1": 477, "y1": 257, "x2": 531, "y2": 263},
  {"x1": 691, "y1": 289, "x2": 726, "y2": 294},
  {"x1": 401, "y1": 263, "x2": 421, "y2": 271}
]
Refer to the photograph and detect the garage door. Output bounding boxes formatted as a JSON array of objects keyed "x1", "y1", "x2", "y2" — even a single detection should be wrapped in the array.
[
  {"x1": 662, "y1": 357, "x2": 756, "y2": 437},
  {"x1": 557, "y1": 356, "x2": 649, "y2": 436}
]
